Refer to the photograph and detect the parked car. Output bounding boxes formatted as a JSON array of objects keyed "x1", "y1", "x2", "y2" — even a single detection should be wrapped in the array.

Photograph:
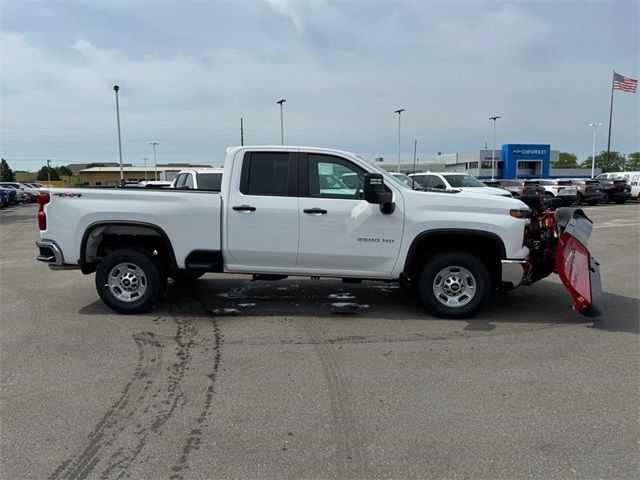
[
  {"x1": 596, "y1": 171, "x2": 640, "y2": 200},
  {"x1": 0, "y1": 186, "x2": 19, "y2": 205},
  {"x1": 409, "y1": 172, "x2": 512, "y2": 197},
  {"x1": 170, "y1": 168, "x2": 224, "y2": 190},
  {"x1": 565, "y1": 179, "x2": 605, "y2": 205},
  {"x1": 0, "y1": 188, "x2": 7, "y2": 207},
  {"x1": 488, "y1": 179, "x2": 526, "y2": 198},
  {"x1": 524, "y1": 179, "x2": 578, "y2": 206},
  {"x1": 595, "y1": 178, "x2": 631, "y2": 204},
  {"x1": 0, "y1": 182, "x2": 39, "y2": 203}
]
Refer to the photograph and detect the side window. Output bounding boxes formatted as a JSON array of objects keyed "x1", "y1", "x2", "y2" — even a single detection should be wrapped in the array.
[
  {"x1": 184, "y1": 174, "x2": 194, "y2": 189},
  {"x1": 308, "y1": 154, "x2": 364, "y2": 199},
  {"x1": 241, "y1": 152, "x2": 293, "y2": 196},
  {"x1": 175, "y1": 174, "x2": 187, "y2": 188},
  {"x1": 426, "y1": 176, "x2": 445, "y2": 189}
]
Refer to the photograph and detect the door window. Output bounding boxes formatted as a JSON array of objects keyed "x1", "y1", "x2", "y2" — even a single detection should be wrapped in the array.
[{"x1": 308, "y1": 154, "x2": 364, "y2": 199}]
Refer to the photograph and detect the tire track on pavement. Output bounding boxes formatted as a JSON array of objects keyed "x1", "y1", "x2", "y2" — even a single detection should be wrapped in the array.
[{"x1": 300, "y1": 318, "x2": 368, "y2": 479}]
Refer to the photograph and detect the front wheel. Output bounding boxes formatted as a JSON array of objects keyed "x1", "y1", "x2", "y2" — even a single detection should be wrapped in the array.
[
  {"x1": 417, "y1": 250, "x2": 490, "y2": 319},
  {"x1": 96, "y1": 248, "x2": 167, "y2": 314}
]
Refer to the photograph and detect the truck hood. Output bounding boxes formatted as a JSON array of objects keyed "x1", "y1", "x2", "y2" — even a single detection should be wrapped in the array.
[{"x1": 403, "y1": 188, "x2": 528, "y2": 212}]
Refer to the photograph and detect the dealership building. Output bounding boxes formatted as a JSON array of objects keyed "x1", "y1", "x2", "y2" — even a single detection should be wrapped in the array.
[{"x1": 381, "y1": 143, "x2": 596, "y2": 179}]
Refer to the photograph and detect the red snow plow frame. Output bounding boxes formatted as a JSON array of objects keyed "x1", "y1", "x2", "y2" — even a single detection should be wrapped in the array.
[{"x1": 553, "y1": 208, "x2": 603, "y2": 317}]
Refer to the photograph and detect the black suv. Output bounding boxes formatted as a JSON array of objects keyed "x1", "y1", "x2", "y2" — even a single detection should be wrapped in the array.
[{"x1": 596, "y1": 178, "x2": 631, "y2": 204}]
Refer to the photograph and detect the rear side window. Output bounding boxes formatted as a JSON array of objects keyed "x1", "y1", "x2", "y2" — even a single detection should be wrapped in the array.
[
  {"x1": 241, "y1": 152, "x2": 295, "y2": 196},
  {"x1": 426, "y1": 176, "x2": 446, "y2": 189}
]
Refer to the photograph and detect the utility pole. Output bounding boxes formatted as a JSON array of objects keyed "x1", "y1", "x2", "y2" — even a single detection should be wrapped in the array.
[
  {"x1": 240, "y1": 117, "x2": 244, "y2": 146},
  {"x1": 150, "y1": 142, "x2": 159, "y2": 180},
  {"x1": 489, "y1": 115, "x2": 501, "y2": 180},
  {"x1": 588, "y1": 123, "x2": 603, "y2": 178},
  {"x1": 143, "y1": 158, "x2": 148, "y2": 180},
  {"x1": 46, "y1": 159, "x2": 51, "y2": 182},
  {"x1": 113, "y1": 85, "x2": 124, "y2": 181},
  {"x1": 394, "y1": 108, "x2": 405, "y2": 172},
  {"x1": 277, "y1": 99, "x2": 286, "y2": 145}
]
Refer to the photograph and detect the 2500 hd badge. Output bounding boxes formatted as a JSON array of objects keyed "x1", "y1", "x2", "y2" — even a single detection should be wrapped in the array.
[{"x1": 357, "y1": 237, "x2": 395, "y2": 243}]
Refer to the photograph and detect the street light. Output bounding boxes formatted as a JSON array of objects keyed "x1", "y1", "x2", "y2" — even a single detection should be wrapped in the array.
[
  {"x1": 394, "y1": 108, "x2": 405, "y2": 173},
  {"x1": 489, "y1": 115, "x2": 501, "y2": 180},
  {"x1": 150, "y1": 142, "x2": 159, "y2": 180},
  {"x1": 588, "y1": 123, "x2": 603, "y2": 178},
  {"x1": 276, "y1": 99, "x2": 286, "y2": 145},
  {"x1": 143, "y1": 158, "x2": 148, "y2": 180},
  {"x1": 113, "y1": 85, "x2": 124, "y2": 181}
]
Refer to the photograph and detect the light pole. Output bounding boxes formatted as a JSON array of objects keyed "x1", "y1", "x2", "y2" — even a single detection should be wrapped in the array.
[
  {"x1": 489, "y1": 115, "x2": 501, "y2": 180},
  {"x1": 394, "y1": 108, "x2": 405, "y2": 172},
  {"x1": 276, "y1": 99, "x2": 286, "y2": 145},
  {"x1": 143, "y1": 158, "x2": 148, "y2": 180},
  {"x1": 113, "y1": 85, "x2": 124, "y2": 181},
  {"x1": 150, "y1": 142, "x2": 159, "y2": 180},
  {"x1": 588, "y1": 123, "x2": 603, "y2": 178}
]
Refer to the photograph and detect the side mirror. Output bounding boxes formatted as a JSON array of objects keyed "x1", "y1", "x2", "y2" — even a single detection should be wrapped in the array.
[{"x1": 364, "y1": 173, "x2": 395, "y2": 214}]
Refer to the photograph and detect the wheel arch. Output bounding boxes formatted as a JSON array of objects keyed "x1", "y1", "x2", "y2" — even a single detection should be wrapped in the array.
[
  {"x1": 403, "y1": 229, "x2": 506, "y2": 287},
  {"x1": 80, "y1": 221, "x2": 178, "y2": 275}
]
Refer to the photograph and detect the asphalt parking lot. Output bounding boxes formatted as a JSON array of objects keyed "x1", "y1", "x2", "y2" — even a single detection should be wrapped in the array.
[{"x1": 1, "y1": 202, "x2": 638, "y2": 480}]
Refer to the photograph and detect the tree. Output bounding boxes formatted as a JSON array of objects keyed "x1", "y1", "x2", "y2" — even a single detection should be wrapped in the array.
[
  {"x1": 580, "y1": 150, "x2": 624, "y2": 173},
  {"x1": 626, "y1": 152, "x2": 640, "y2": 171},
  {"x1": 0, "y1": 158, "x2": 16, "y2": 182},
  {"x1": 57, "y1": 166, "x2": 73, "y2": 176},
  {"x1": 553, "y1": 152, "x2": 578, "y2": 169},
  {"x1": 37, "y1": 166, "x2": 61, "y2": 181}
]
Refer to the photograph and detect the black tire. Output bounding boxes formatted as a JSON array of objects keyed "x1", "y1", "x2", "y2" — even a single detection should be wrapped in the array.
[
  {"x1": 417, "y1": 250, "x2": 490, "y2": 319},
  {"x1": 95, "y1": 248, "x2": 167, "y2": 314},
  {"x1": 172, "y1": 271, "x2": 205, "y2": 283},
  {"x1": 576, "y1": 192, "x2": 583, "y2": 205},
  {"x1": 602, "y1": 192, "x2": 609, "y2": 204}
]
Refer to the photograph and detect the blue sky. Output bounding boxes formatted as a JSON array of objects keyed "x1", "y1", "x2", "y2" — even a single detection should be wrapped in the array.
[{"x1": 1, "y1": 0, "x2": 638, "y2": 171}]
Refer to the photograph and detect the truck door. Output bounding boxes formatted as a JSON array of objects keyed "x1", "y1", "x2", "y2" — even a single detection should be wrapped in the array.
[
  {"x1": 225, "y1": 151, "x2": 299, "y2": 269},
  {"x1": 297, "y1": 153, "x2": 403, "y2": 276}
]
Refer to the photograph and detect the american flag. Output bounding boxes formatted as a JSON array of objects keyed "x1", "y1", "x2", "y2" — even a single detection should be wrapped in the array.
[{"x1": 613, "y1": 72, "x2": 638, "y2": 93}]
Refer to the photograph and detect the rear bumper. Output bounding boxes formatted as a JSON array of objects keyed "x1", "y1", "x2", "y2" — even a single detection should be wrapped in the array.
[
  {"x1": 36, "y1": 239, "x2": 79, "y2": 270},
  {"x1": 501, "y1": 259, "x2": 529, "y2": 290}
]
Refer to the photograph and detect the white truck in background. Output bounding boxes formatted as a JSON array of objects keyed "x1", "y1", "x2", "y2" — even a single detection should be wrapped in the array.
[{"x1": 35, "y1": 146, "x2": 602, "y2": 318}]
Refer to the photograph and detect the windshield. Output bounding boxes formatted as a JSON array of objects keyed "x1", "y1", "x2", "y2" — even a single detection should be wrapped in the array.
[
  {"x1": 443, "y1": 174, "x2": 485, "y2": 188},
  {"x1": 196, "y1": 172, "x2": 222, "y2": 190}
]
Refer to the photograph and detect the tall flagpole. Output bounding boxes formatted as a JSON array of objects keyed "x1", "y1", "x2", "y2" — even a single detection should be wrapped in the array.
[{"x1": 605, "y1": 70, "x2": 615, "y2": 170}]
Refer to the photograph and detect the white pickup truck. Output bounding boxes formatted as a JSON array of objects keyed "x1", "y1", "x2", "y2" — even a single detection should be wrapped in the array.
[{"x1": 35, "y1": 146, "x2": 602, "y2": 318}]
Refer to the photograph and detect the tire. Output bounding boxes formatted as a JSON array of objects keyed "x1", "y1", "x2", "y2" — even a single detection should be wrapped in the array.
[
  {"x1": 576, "y1": 192, "x2": 583, "y2": 205},
  {"x1": 95, "y1": 248, "x2": 167, "y2": 314},
  {"x1": 172, "y1": 271, "x2": 205, "y2": 283},
  {"x1": 602, "y1": 192, "x2": 609, "y2": 204},
  {"x1": 417, "y1": 250, "x2": 490, "y2": 319}
]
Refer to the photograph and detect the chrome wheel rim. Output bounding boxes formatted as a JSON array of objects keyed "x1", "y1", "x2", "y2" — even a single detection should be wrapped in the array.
[
  {"x1": 432, "y1": 266, "x2": 476, "y2": 307},
  {"x1": 108, "y1": 262, "x2": 147, "y2": 302}
]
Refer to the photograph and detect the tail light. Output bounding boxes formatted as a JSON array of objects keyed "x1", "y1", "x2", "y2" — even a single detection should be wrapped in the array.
[{"x1": 37, "y1": 192, "x2": 50, "y2": 230}]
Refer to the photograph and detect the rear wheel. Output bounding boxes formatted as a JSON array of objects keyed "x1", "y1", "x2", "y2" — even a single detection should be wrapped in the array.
[
  {"x1": 602, "y1": 192, "x2": 610, "y2": 204},
  {"x1": 576, "y1": 192, "x2": 583, "y2": 205},
  {"x1": 417, "y1": 250, "x2": 490, "y2": 319},
  {"x1": 96, "y1": 248, "x2": 167, "y2": 314}
]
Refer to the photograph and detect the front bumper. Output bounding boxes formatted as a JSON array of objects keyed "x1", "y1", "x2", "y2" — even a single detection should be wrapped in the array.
[{"x1": 501, "y1": 259, "x2": 529, "y2": 290}]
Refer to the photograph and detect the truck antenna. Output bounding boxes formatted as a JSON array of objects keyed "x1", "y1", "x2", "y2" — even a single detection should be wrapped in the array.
[{"x1": 412, "y1": 139, "x2": 418, "y2": 189}]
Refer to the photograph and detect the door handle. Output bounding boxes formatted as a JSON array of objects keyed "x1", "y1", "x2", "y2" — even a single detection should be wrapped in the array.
[
  {"x1": 232, "y1": 205, "x2": 256, "y2": 212},
  {"x1": 303, "y1": 208, "x2": 328, "y2": 215}
]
